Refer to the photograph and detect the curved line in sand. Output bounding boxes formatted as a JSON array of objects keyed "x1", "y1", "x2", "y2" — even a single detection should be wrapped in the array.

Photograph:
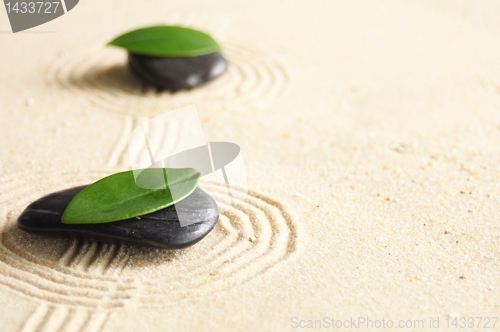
[
  {"x1": 0, "y1": 172, "x2": 301, "y2": 306},
  {"x1": 21, "y1": 304, "x2": 111, "y2": 332},
  {"x1": 48, "y1": 41, "x2": 289, "y2": 117}
]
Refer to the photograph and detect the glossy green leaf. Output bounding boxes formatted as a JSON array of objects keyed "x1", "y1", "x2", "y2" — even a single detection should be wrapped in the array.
[
  {"x1": 61, "y1": 168, "x2": 200, "y2": 224},
  {"x1": 108, "y1": 25, "x2": 221, "y2": 57}
]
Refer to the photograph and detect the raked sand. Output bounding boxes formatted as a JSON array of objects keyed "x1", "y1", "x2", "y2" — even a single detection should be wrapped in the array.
[{"x1": 1, "y1": 1, "x2": 500, "y2": 331}]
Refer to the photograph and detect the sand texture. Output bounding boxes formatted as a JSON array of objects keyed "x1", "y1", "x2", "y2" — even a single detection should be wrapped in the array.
[{"x1": 1, "y1": 1, "x2": 500, "y2": 331}]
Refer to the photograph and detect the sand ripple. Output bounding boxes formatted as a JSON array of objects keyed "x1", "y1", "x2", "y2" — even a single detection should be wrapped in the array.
[
  {"x1": 0, "y1": 171, "x2": 301, "y2": 308},
  {"x1": 49, "y1": 41, "x2": 289, "y2": 117}
]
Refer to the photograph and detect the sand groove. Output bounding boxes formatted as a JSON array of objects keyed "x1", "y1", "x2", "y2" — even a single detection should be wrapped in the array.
[
  {"x1": 0, "y1": 171, "x2": 301, "y2": 306},
  {"x1": 21, "y1": 304, "x2": 110, "y2": 332},
  {"x1": 20, "y1": 303, "x2": 49, "y2": 332},
  {"x1": 49, "y1": 41, "x2": 289, "y2": 117},
  {"x1": 106, "y1": 115, "x2": 134, "y2": 168},
  {"x1": 121, "y1": 181, "x2": 302, "y2": 303}
]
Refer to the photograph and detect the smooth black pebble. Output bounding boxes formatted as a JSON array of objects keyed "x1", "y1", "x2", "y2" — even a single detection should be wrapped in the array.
[
  {"x1": 128, "y1": 52, "x2": 227, "y2": 91},
  {"x1": 17, "y1": 186, "x2": 219, "y2": 249}
]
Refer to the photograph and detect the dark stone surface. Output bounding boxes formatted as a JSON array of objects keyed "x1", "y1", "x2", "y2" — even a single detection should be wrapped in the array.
[
  {"x1": 17, "y1": 186, "x2": 219, "y2": 249},
  {"x1": 128, "y1": 52, "x2": 227, "y2": 91}
]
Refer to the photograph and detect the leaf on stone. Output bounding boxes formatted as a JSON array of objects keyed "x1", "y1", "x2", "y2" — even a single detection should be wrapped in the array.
[
  {"x1": 108, "y1": 25, "x2": 221, "y2": 57},
  {"x1": 61, "y1": 168, "x2": 201, "y2": 224}
]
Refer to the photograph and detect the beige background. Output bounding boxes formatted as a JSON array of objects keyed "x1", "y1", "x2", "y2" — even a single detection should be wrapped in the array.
[{"x1": 1, "y1": 1, "x2": 500, "y2": 331}]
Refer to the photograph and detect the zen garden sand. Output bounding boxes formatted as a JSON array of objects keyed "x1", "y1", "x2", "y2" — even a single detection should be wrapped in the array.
[{"x1": 1, "y1": 1, "x2": 500, "y2": 331}]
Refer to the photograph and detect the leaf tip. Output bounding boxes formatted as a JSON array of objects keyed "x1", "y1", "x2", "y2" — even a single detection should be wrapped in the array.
[
  {"x1": 60, "y1": 212, "x2": 72, "y2": 224},
  {"x1": 106, "y1": 39, "x2": 120, "y2": 47}
]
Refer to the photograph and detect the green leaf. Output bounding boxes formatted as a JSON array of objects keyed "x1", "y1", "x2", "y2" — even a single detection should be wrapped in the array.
[
  {"x1": 61, "y1": 168, "x2": 200, "y2": 224},
  {"x1": 107, "y1": 25, "x2": 221, "y2": 57}
]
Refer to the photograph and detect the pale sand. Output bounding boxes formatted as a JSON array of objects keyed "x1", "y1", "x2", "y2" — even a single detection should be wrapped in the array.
[{"x1": 1, "y1": 1, "x2": 500, "y2": 331}]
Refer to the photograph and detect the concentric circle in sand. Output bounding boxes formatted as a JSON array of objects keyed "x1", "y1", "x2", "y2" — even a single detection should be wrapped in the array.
[
  {"x1": 0, "y1": 171, "x2": 301, "y2": 308},
  {"x1": 49, "y1": 42, "x2": 289, "y2": 117}
]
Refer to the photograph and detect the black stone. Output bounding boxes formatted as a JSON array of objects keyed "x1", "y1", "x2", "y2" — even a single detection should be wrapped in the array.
[
  {"x1": 17, "y1": 186, "x2": 219, "y2": 249},
  {"x1": 128, "y1": 52, "x2": 227, "y2": 91}
]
